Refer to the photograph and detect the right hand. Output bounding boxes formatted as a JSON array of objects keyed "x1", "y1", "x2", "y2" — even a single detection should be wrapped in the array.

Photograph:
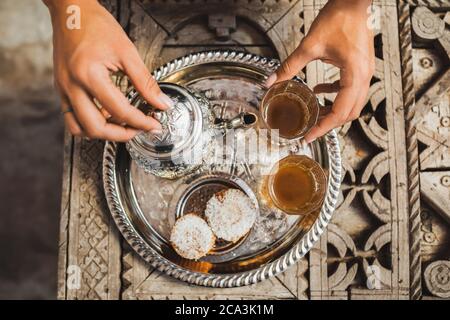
[
  {"x1": 265, "y1": 0, "x2": 375, "y2": 143},
  {"x1": 45, "y1": 0, "x2": 172, "y2": 141}
]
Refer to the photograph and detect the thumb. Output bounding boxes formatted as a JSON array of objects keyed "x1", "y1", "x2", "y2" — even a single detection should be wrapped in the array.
[{"x1": 265, "y1": 40, "x2": 318, "y2": 87}]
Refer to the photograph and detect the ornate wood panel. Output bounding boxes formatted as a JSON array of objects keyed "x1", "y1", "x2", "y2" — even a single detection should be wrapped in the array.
[
  {"x1": 400, "y1": 1, "x2": 450, "y2": 300},
  {"x1": 57, "y1": 0, "x2": 450, "y2": 300},
  {"x1": 307, "y1": 0, "x2": 411, "y2": 300}
]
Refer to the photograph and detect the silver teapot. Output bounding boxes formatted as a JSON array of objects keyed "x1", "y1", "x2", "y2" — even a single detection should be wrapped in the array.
[{"x1": 126, "y1": 83, "x2": 257, "y2": 179}]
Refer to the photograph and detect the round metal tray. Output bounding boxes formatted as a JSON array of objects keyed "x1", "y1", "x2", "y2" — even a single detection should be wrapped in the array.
[{"x1": 103, "y1": 50, "x2": 342, "y2": 287}]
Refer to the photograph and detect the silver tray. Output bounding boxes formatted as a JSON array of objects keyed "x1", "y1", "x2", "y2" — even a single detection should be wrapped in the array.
[{"x1": 103, "y1": 50, "x2": 342, "y2": 287}]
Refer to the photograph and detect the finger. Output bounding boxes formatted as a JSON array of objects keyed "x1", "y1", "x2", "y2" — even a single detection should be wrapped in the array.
[
  {"x1": 344, "y1": 67, "x2": 371, "y2": 122},
  {"x1": 99, "y1": 107, "x2": 112, "y2": 119},
  {"x1": 93, "y1": 98, "x2": 112, "y2": 119},
  {"x1": 61, "y1": 97, "x2": 84, "y2": 136},
  {"x1": 64, "y1": 113, "x2": 84, "y2": 137},
  {"x1": 313, "y1": 80, "x2": 340, "y2": 94},
  {"x1": 265, "y1": 40, "x2": 319, "y2": 87},
  {"x1": 69, "y1": 85, "x2": 142, "y2": 142},
  {"x1": 304, "y1": 85, "x2": 359, "y2": 143},
  {"x1": 83, "y1": 67, "x2": 163, "y2": 132},
  {"x1": 346, "y1": 85, "x2": 370, "y2": 122},
  {"x1": 121, "y1": 51, "x2": 173, "y2": 111},
  {"x1": 105, "y1": 114, "x2": 162, "y2": 134}
]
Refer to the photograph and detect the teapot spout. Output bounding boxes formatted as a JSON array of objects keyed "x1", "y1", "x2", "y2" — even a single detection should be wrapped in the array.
[{"x1": 214, "y1": 112, "x2": 258, "y2": 131}]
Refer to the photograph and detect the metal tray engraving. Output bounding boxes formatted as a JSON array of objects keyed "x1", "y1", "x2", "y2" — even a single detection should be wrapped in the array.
[{"x1": 103, "y1": 50, "x2": 342, "y2": 287}]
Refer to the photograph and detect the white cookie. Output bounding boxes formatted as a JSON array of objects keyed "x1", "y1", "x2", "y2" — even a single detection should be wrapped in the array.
[
  {"x1": 205, "y1": 189, "x2": 257, "y2": 243},
  {"x1": 170, "y1": 214, "x2": 215, "y2": 260}
]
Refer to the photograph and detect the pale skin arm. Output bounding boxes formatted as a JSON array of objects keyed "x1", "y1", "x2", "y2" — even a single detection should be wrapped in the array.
[
  {"x1": 265, "y1": 0, "x2": 375, "y2": 143},
  {"x1": 43, "y1": 0, "x2": 172, "y2": 142}
]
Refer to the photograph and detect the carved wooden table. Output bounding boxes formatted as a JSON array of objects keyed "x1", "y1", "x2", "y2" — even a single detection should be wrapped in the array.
[{"x1": 57, "y1": 0, "x2": 450, "y2": 300}]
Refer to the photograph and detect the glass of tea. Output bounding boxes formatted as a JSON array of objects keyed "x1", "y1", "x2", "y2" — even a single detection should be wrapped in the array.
[
  {"x1": 267, "y1": 155, "x2": 327, "y2": 215},
  {"x1": 261, "y1": 80, "x2": 320, "y2": 142}
]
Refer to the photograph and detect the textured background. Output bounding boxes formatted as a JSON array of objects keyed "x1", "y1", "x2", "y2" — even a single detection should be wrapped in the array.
[
  {"x1": 0, "y1": 0, "x2": 62, "y2": 299},
  {"x1": 1, "y1": 0, "x2": 448, "y2": 300}
]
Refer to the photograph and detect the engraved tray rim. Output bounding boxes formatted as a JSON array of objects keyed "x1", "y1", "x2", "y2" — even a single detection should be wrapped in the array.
[{"x1": 103, "y1": 50, "x2": 342, "y2": 287}]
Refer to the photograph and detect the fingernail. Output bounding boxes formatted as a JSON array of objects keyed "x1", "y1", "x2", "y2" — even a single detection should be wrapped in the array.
[
  {"x1": 158, "y1": 93, "x2": 174, "y2": 110},
  {"x1": 264, "y1": 73, "x2": 277, "y2": 88},
  {"x1": 150, "y1": 128, "x2": 163, "y2": 135}
]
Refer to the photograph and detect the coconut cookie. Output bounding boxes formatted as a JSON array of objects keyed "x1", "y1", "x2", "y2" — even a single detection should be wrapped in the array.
[
  {"x1": 170, "y1": 214, "x2": 215, "y2": 260},
  {"x1": 205, "y1": 189, "x2": 257, "y2": 243}
]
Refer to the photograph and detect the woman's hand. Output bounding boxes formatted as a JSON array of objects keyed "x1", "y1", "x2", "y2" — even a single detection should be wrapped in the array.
[
  {"x1": 265, "y1": 0, "x2": 375, "y2": 143},
  {"x1": 44, "y1": 0, "x2": 172, "y2": 141}
]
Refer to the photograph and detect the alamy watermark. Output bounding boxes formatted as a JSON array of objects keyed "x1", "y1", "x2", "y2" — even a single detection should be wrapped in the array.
[
  {"x1": 367, "y1": 4, "x2": 381, "y2": 31},
  {"x1": 66, "y1": 5, "x2": 81, "y2": 30},
  {"x1": 366, "y1": 264, "x2": 382, "y2": 290},
  {"x1": 67, "y1": 264, "x2": 81, "y2": 290}
]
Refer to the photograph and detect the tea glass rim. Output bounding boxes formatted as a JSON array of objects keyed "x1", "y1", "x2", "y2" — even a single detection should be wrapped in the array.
[
  {"x1": 267, "y1": 154, "x2": 327, "y2": 216},
  {"x1": 260, "y1": 80, "x2": 320, "y2": 142}
]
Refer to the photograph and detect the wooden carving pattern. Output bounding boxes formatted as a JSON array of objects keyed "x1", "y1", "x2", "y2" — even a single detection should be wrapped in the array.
[
  {"x1": 399, "y1": 2, "x2": 450, "y2": 300},
  {"x1": 57, "y1": 0, "x2": 450, "y2": 300},
  {"x1": 307, "y1": 0, "x2": 410, "y2": 300},
  {"x1": 63, "y1": 140, "x2": 121, "y2": 300},
  {"x1": 58, "y1": 2, "x2": 122, "y2": 301},
  {"x1": 121, "y1": 242, "x2": 307, "y2": 300},
  {"x1": 412, "y1": 7, "x2": 450, "y2": 171},
  {"x1": 424, "y1": 260, "x2": 450, "y2": 298},
  {"x1": 75, "y1": 141, "x2": 109, "y2": 299},
  {"x1": 398, "y1": 0, "x2": 423, "y2": 300},
  {"x1": 405, "y1": 0, "x2": 450, "y2": 7}
]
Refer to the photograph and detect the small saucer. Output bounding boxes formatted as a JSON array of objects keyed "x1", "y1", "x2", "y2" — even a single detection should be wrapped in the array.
[{"x1": 173, "y1": 172, "x2": 259, "y2": 256}]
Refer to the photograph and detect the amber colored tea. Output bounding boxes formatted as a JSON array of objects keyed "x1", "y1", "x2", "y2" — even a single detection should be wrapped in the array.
[
  {"x1": 267, "y1": 155, "x2": 327, "y2": 215},
  {"x1": 271, "y1": 164, "x2": 314, "y2": 210},
  {"x1": 265, "y1": 93, "x2": 309, "y2": 139}
]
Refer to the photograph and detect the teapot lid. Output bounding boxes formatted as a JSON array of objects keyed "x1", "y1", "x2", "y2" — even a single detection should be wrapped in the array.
[{"x1": 129, "y1": 83, "x2": 204, "y2": 159}]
